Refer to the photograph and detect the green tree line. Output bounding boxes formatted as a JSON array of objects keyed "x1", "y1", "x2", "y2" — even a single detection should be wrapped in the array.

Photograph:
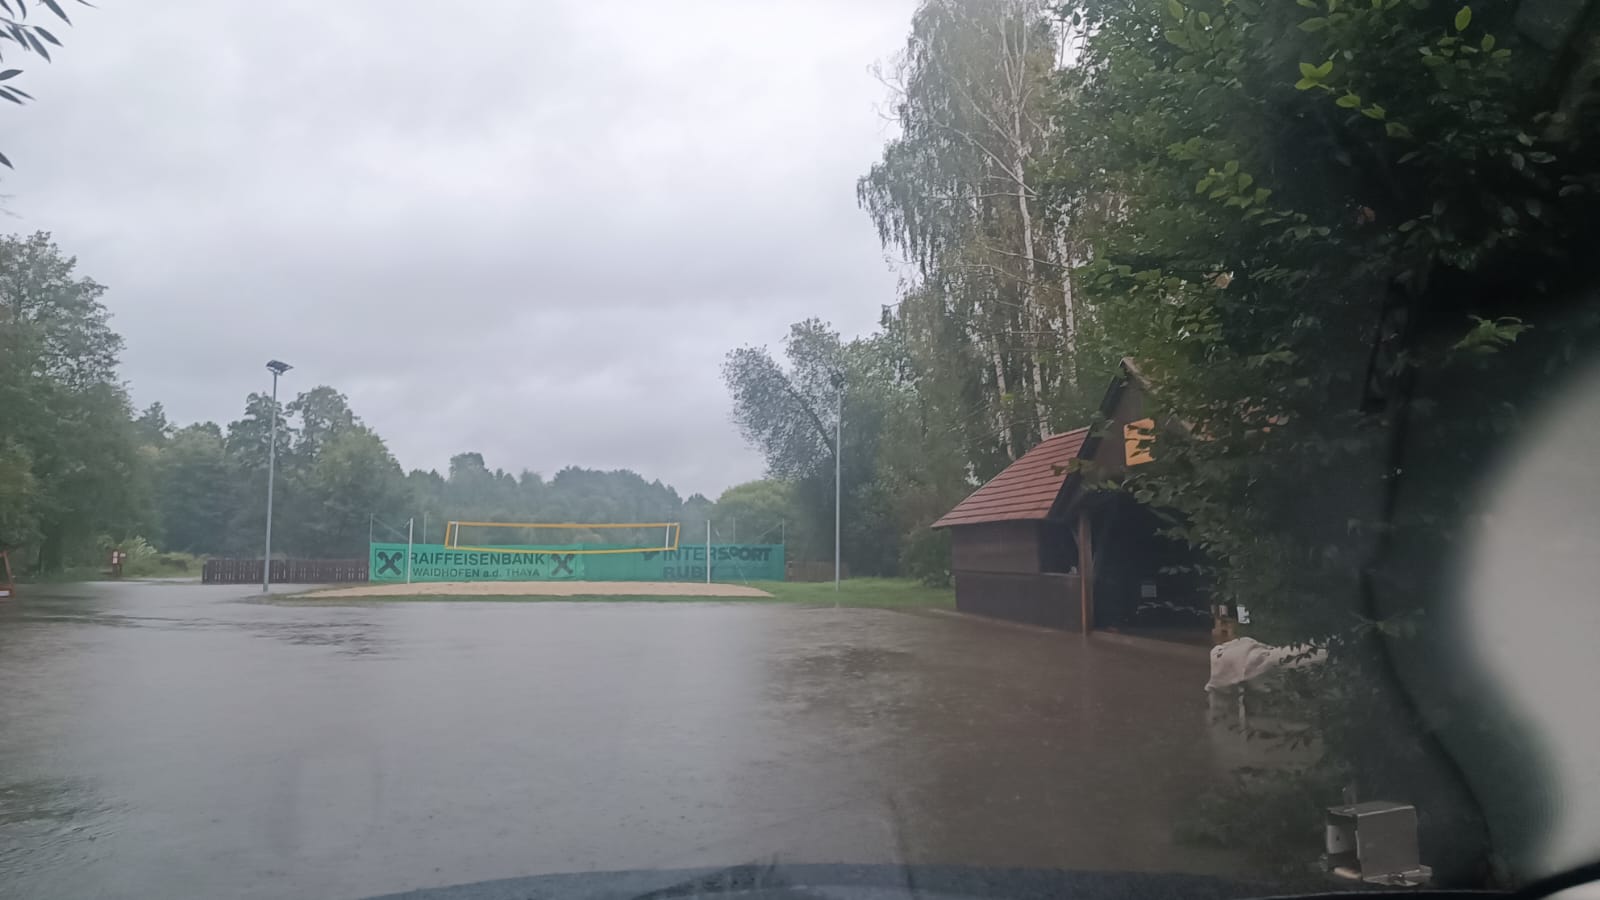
[
  {"x1": 723, "y1": 0, "x2": 1600, "y2": 883},
  {"x1": 0, "y1": 232, "x2": 779, "y2": 571}
]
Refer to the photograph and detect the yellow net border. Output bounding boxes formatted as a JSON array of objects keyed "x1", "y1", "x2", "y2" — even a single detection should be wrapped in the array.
[{"x1": 442, "y1": 521, "x2": 682, "y2": 556}]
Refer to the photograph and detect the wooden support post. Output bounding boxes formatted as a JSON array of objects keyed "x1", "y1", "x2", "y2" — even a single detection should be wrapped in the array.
[{"x1": 1077, "y1": 513, "x2": 1094, "y2": 633}]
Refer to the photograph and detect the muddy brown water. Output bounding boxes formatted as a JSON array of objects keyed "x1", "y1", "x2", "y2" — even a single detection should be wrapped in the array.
[{"x1": 0, "y1": 581, "x2": 1253, "y2": 899}]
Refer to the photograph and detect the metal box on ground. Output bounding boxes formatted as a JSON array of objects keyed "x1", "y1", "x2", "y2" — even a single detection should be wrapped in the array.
[{"x1": 1324, "y1": 800, "x2": 1432, "y2": 886}]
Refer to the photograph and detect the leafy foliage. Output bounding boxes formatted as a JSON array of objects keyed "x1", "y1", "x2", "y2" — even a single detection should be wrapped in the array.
[
  {"x1": 713, "y1": 479, "x2": 798, "y2": 546},
  {"x1": 723, "y1": 319, "x2": 845, "y2": 483},
  {"x1": 0, "y1": 0, "x2": 90, "y2": 168},
  {"x1": 1031, "y1": 0, "x2": 1600, "y2": 881},
  {"x1": 0, "y1": 233, "x2": 147, "y2": 566},
  {"x1": 898, "y1": 525, "x2": 952, "y2": 587},
  {"x1": 859, "y1": 0, "x2": 1104, "y2": 465},
  {"x1": 723, "y1": 317, "x2": 978, "y2": 573}
]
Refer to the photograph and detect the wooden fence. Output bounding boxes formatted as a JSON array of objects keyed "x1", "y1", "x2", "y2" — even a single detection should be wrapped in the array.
[{"x1": 202, "y1": 558, "x2": 368, "y2": 585}]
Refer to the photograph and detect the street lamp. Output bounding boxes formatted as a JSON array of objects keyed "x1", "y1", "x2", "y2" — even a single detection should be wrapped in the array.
[
  {"x1": 832, "y1": 371, "x2": 843, "y2": 597},
  {"x1": 263, "y1": 359, "x2": 292, "y2": 592}
]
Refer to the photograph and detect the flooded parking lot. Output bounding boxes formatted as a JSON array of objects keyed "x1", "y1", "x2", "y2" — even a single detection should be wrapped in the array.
[{"x1": 0, "y1": 582, "x2": 1246, "y2": 899}]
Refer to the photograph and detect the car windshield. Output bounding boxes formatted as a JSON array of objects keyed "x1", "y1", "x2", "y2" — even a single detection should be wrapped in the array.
[{"x1": 1, "y1": 1, "x2": 1598, "y2": 898}]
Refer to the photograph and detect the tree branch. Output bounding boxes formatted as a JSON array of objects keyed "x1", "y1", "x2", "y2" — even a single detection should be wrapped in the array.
[{"x1": 780, "y1": 377, "x2": 836, "y2": 463}]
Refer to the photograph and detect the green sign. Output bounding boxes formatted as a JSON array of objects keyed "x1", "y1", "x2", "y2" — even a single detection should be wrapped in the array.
[{"x1": 368, "y1": 543, "x2": 784, "y2": 583}]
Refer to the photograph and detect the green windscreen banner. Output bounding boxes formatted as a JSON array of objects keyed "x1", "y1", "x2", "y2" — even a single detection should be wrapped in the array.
[{"x1": 368, "y1": 543, "x2": 785, "y2": 583}]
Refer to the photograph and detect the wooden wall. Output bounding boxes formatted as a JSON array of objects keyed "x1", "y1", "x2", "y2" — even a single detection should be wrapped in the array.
[
  {"x1": 1037, "y1": 520, "x2": 1079, "y2": 573},
  {"x1": 950, "y1": 521, "x2": 1089, "y2": 630},
  {"x1": 950, "y1": 521, "x2": 1042, "y2": 574},
  {"x1": 953, "y1": 572, "x2": 1082, "y2": 630}
]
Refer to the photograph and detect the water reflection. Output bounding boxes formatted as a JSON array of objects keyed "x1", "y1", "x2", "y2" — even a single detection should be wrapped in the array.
[{"x1": 760, "y1": 613, "x2": 1246, "y2": 876}]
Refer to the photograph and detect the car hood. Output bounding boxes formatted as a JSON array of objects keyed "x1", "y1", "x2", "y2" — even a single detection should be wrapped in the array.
[{"x1": 363, "y1": 862, "x2": 1305, "y2": 900}]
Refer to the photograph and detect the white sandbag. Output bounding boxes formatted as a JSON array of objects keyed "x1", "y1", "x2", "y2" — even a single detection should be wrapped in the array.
[{"x1": 1206, "y1": 636, "x2": 1326, "y2": 692}]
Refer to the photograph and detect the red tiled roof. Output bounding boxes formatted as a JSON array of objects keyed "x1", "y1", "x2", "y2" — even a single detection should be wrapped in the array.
[{"x1": 932, "y1": 427, "x2": 1090, "y2": 528}]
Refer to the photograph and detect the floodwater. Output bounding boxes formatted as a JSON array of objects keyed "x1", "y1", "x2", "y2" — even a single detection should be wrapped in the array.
[{"x1": 0, "y1": 581, "x2": 1248, "y2": 899}]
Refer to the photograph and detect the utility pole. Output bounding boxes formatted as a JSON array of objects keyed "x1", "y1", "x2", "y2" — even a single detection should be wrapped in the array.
[
  {"x1": 262, "y1": 359, "x2": 292, "y2": 593},
  {"x1": 406, "y1": 517, "x2": 414, "y2": 584}
]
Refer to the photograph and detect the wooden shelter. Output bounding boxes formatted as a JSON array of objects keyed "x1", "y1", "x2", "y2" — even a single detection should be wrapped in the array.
[{"x1": 933, "y1": 361, "x2": 1208, "y2": 634}]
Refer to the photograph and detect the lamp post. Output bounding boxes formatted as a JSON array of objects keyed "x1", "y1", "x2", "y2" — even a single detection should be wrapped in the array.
[
  {"x1": 832, "y1": 372, "x2": 843, "y2": 597},
  {"x1": 263, "y1": 359, "x2": 292, "y2": 592}
]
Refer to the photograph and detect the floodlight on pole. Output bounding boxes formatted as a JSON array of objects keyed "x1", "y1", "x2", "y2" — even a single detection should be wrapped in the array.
[{"x1": 262, "y1": 360, "x2": 293, "y2": 592}]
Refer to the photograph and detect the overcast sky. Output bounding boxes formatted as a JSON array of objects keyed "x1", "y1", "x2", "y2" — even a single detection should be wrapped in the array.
[{"x1": 3, "y1": 0, "x2": 914, "y2": 499}]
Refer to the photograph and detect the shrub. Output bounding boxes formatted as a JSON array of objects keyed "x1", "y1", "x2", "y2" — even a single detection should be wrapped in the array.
[{"x1": 899, "y1": 526, "x2": 951, "y2": 587}]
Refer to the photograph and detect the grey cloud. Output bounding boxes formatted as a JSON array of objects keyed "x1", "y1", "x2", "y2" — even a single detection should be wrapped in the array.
[{"x1": 3, "y1": 0, "x2": 913, "y2": 498}]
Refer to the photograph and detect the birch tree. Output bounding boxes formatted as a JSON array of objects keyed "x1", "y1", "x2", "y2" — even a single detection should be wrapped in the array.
[{"x1": 859, "y1": 0, "x2": 1071, "y2": 466}]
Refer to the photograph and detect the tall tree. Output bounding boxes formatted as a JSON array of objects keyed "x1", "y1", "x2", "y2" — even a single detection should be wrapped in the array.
[
  {"x1": 714, "y1": 480, "x2": 797, "y2": 545},
  {"x1": 0, "y1": 232, "x2": 145, "y2": 567},
  {"x1": 300, "y1": 425, "x2": 408, "y2": 556},
  {"x1": 723, "y1": 320, "x2": 906, "y2": 572},
  {"x1": 0, "y1": 438, "x2": 38, "y2": 549},
  {"x1": 224, "y1": 392, "x2": 294, "y2": 474},
  {"x1": 154, "y1": 423, "x2": 231, "y2": 554},
  {"x1": 133, "y1": 402, "x2": 172, "y2": 446},
  {"x1": 287, "y1": 386, "x2": 357, "y2": 461},
  {"x1": 221, "y1": 391, "x2": 294, "y2": 553},
  {"x1": 859, "y1": 0, "x2": 1078, "y2": 461},
  {"x1": 723, "y1": 319, "x2": 846, "y2": 482}
]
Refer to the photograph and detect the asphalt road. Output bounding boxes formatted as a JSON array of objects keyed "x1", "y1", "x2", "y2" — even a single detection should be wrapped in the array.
[{"x1": 0, "y1": 581, "x2": 1246, "y2": 899}]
